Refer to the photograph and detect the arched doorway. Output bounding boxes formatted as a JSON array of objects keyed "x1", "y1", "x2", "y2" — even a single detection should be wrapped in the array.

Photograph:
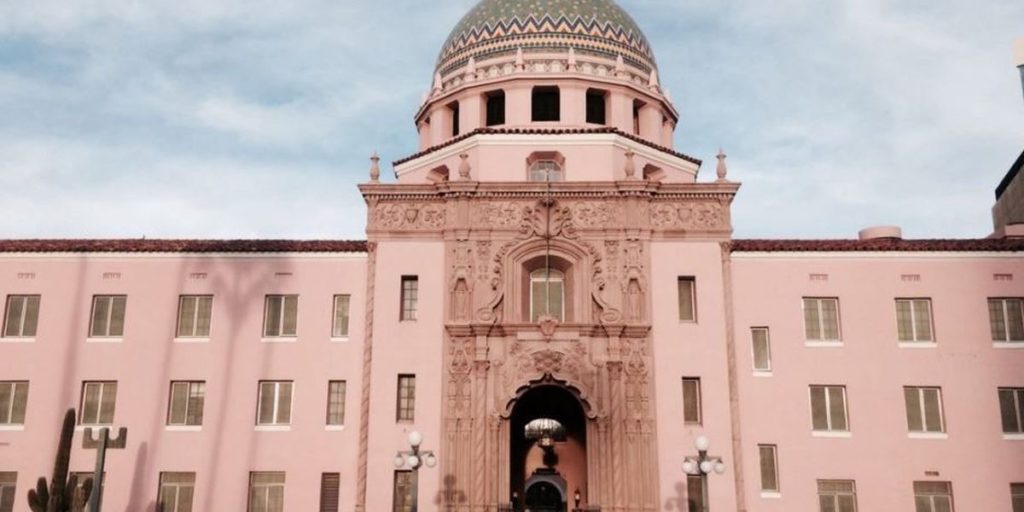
[{"x1": 509, "y1": 383, "x2": 587, "y2": 511}]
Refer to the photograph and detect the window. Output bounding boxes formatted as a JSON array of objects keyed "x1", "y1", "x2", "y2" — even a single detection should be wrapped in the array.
[
  {"x1": 0, "y1": 472, "x2": 15, "y2": 512},
  {"x1": 320, "y1": 473, "x2": 340, "y2": 512},
  {"x1": 396, "y1": 375, "x2": 415, "y2": 422},
  {"x1": 529, "y1": 160, "x2": 563, "y2": 182},
  {"x1": 751, "y1": 328, "x2": 772, "y2": 372},
  {"x1": 89, "y1": 295, "x2": 126, "y2": 338},
  {"x1": 176, "y1": 295, "x2": 213, "y2": 338},
  {"x1": 167, "y1": 381, "x2": 205, "y2": 427},
  {"x1": 531, "y1": 86, "x2": 560, "y2": 122},
  {"x1": 586, "y1": 89, "x2": 607, "y2": 124},
  {"x1": 248, "y1": 472, "x2": 285, "y2": 512},
  {"x1": 327, "y1": 381, "x2": 346, "y2": 426},
  {"x1": 70, "y1": 472, "x2": 101, "y2": 504},
  {"x1": 263, "y1": 295, "x2": 298, "y2": 338},
  {"x1": 0, "y1": 381, "x2": 28, "y2": 426},
  {"x1": 3, "y1": 295, "x2": 39, "y2": 338},
  {"x1": 810, "y1": 385, "x2": 848, "y2": 432},
  {"x1": 999, "y1": 388, "x2": 1024, "y2": 434},
  {"x1": 632, "y1": 100, "x2": 643, "y2": 135},
  {"x1": 682, "y1": 378, "x2": 702, "y2": 425},
  {"x1": 803, "y1": 298, "x2": 841, "y2": 341},
  {"x1": 758, "y1": 444, "x2": 779, "y2": 492},
  {"x1": 1012, "y1": 483, "x2": 1024, "y2": 512},
  {"x1": 79, "y1": 381, "x2": 117, "y2": 425},
  {"x1": 393, "y1": 470, "x2": 415, "y2": 512},
  {"x1": 400, "y1": 277, "x2": 418, "y2": 321},
  {"x1": 449, "y1": 101, "x2": 460, "y2": 137},
  {"x1": 158, "y1": 472, "x2": 195, "y2": 512},
  {"x1": 904, "y1": 387, "x2": 944, "y2": 433},
  {"x1": 896, "y1": 299, "x2": 933, "y2": 342},
  {"x1": 332, "y1": 295, "x2": 351, "y2": 338},
  {"x1": 913, "y1": 481, "x2": 953, "y2": 512},
  {"x1": 257, "y1": 381, "x2": 293, "y2": 426},
  {"x1": 486, "y1": 90, "x2": 506, "y2": 126},
  {"x1": 686, "y1": 474, "x2": 703, "y2": 512},
  {"x1": 530, "y1": 268, "x2": 564, "y2": 322},
  {"x1": 678, "y1": 277, "x2": 696, "y2": 322},
  {"x1": 989, "y1": 298, "x2": 1024, "y2": 342},
  {"x1": 817, "y1": 480, "x2": 857, "y2": 512}
]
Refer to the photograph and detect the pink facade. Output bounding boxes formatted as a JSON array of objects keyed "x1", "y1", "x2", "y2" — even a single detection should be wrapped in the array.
[{"x1": 1, "y1": 2, "x2": 1023, "y2": 512}]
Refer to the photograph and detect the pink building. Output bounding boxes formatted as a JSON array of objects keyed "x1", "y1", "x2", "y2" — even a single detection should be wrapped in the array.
[{"x1": 1, "y1": 1, "x2": 1023, "y2": 512}]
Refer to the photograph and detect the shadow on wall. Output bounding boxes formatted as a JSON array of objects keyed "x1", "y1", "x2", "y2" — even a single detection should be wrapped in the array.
[
  {"x1": 123, "y1": 441, "x2": 148, "y2": 511},
  {"x1": 434, "y1": 474, "x2": 467, "y2": 511},
  {"x1": 664, "y1": 481, "x2": 695, "y2": 512}
]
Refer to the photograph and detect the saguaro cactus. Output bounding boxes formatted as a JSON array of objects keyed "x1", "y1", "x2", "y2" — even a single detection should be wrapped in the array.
[{"x1": 27, "y1": 408, "x2": 93, "y2": 512}]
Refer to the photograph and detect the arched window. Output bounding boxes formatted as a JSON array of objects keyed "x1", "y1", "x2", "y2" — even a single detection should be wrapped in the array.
[
  {"x1": 529, "y1": 160, "x2": 563, "y2": 182},
  {"x1": 530, "y1": 268, "x2": 564, "y2": 322}
]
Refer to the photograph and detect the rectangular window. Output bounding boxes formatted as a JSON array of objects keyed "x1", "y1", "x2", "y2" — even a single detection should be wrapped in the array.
[
  {"x1": 678, "y1": 277, "x2": 696, "y2": 322},
  {"x1": 531, "y1": 87, "x2": 560, "y2": 122},
  {"x1": 999, "y1": 388, "x2": 1024, "y2": 434},
  {"x1": 327, "y1": 381, "x2": 346, "y2": 426},
  {"x1": 248, "y1": 472, "x2": 285, "y2": 512},
  {"x1": 0, "y1": 473, "x2": 15, "y2": 512},
  {"x1": 1012, "y1": 483, "x2": 1024, "y2": 512},
  {"x1": 686, "y1": 474, "x2": 703, "y2": 512},
  {"x1": 263, "y1": 295, "x2": 298, "y2": 337},
  {"x1": 751, "y1": 327, "x2": 772, "y2": 372},
  {"x1": 803, "y1": 298, "x2": 841, "y2": 341},
  {"x1": 810, "y1": 385, "x2": 849, "y2": 432},
  {"x1": 817, "y1": 480, "x2": 857, "y2": 512},
  {"x1": 0, "y1": 381, "x2": 28, "y2": 425},
  {"x1": 158, "y1": 472, "x2": 195, "y2": 512},
  {"x1": 758, "y1": 444, "x2": 779, "y2": 492},
  {"x1": 586, "y1": 89, "x2": 607, "y2": 125},
  {"x1": 485, "y1": 91, "x2": 506, "y2": 127},
  {"x1": 682, "y1": 378, "x2": 702, "y2": 425},
  {"x1": 396, "y1": 375, "x2": 416, "y2": 422},
  {"x1": 257, "y1": 381, "x2": 293, "y2": 426},
  {"x1": 896, "y1": 299, "x2": 933, "y2": 342},
  {"x1": 176, "y1": 295, "x2": 213, "y2": 338},
  {"x1": 167, "y1": 381, "x2": 205, "y2": 427},
  {"x1": 392, "y1": 470, "x2": 415, "y2": 512},
  {"x1": 320, "y1": 473, "x2": 340, "y2": 512},
  {"x1": 70, "y1": 472, "x2": 102, "y2": 504},
  {"x1": 449, "y1": 101, "x2": 460, "y2": 137},
  {"x1": 989, "y1": 298, "x2": 1024, "y2": 342},
  {"x1": 904, "y1": 387, "x2": 945, "y2": 433},
  {"x1": 913, "y1": 481, "x2": 954, "y2": 512},
  {"x1": 332, "y1": 295, "x2": 351, "y2": 338},
  {"x1": 400, "y1": 277, "x2": 418, "y2": 321},
  {"x1": 79, "y1": 381, "x2": 117, "y2": 425},
  {"x1": 89, "y1": 295, "x2": 126, "y2": 338},
  {"x1": 3, "y1": 295, "x2": 40, "y2": 338}
]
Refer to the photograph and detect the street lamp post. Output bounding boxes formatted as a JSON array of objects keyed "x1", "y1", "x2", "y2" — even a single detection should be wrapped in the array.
[
  {"x1": 681, "y1": 435, "x2": 726, "y2": 512},
  {"x1": 393, "y1": 430, "x2": 437, "y2": 512}
]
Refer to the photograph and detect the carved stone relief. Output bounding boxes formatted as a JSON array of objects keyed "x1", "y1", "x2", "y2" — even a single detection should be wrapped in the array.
[
  {"x1": 373, "y1": 202, "x2": 446, "y2": 230},
  {"x1": 649, "y1": 200, "x2": 726, "y2": 230}
]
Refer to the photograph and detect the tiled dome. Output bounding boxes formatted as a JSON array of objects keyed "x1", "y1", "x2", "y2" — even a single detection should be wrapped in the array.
[{"x1": 437, "y1": 0, "x2": 656, "y2": 76}]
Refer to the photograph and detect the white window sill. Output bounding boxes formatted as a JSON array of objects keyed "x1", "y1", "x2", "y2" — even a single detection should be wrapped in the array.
[
  {"x1": 812, "y1": 430, "x2": 852, "y2": 438},
  {"x1": 75, "y1": 424, "x2": 113, "y2": 432},
  {"x1": 898, "y1": 341, "x2": 937, "y2": 349},
  {"x1": 0, "y1": 337, "x2": 35, "y2": 343},
  {"x1": 804, "y1": 341, "x2": 843, "y2": 348},
  {"x1": 993, "y1": 342, "x2": 1024, "y2": 349},
  {"x1": 0, "y1": 425, "x2": 25, "y2": 431},
  {"x1": 173, "y1": 337, "x2": 210, "y2": 344},
  {"x1": 325, "y1": 425, "x2": 346, "y2": 431},
  {"x1": 908, "y1": 432, "x2": 948, "y2": 439},
  {"x1": 86, "y1": 337, "x2": 123, "y2": 344},
  {"x1": 760, "y1": 492, "x2": 782, "y2": 499},
  {"x1": 1002, "y1": 433, "x2": 1024, "y2": 441},
  {"x1": 255, "y1": 425, "x2": 291, "y2": 432},
  {"x1": 260, "y1": 337, "x2": 297, "y2": 343},
  {"x1": 329, "y1": 337, "x2": 350, "y2": 343},
  {"x1": 165, "y1": 425, "x2": 202, "y2": 432},
  {"x1": 752, "y1": 371, "x2": 773, "y2": 378}
]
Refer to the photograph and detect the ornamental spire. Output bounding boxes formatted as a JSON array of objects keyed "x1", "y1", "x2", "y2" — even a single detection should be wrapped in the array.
[
  {"x1": 716, "y1": 149, "x2": 728, "y2": 182},
  {"x1": 369, "y1": 152, "x2": 381, "y2": 183}
]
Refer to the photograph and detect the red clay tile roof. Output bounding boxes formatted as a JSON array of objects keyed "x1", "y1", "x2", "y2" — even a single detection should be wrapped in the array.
[
  {"x1": 392, "y1": 127, "x2": 702, "y2": 166},
  {"x1": 0, "y1": 239, "x2": 368, "y2": 253},
  {"x1": 731, "y1": 239, "x2": 1024, "y2": 252}
]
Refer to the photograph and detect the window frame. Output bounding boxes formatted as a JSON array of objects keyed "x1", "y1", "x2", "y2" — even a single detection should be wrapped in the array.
[
  {"x1": 176, "y1": 295, "x2": 213, "y2": 339},
  {"x1": 678, "y1": 277, "x2": 697, "y2": 322},
  {"x1": 2, "y1": 294, "x2": 40, "y2": 339},
  {"x1": 803, "y1": 297, "x2": 841, "y2": 343},
  {"x1": 332, "y1": 295, "x2": 351, "y2": 339},
  {"x1": 999, "y1": 387, "x2": 1024, "y2": 435},
  {"x1": 0, "y1": 472, "x2": 15, "y2": 512},
  {"x1": 167, "y1": 381, "x2": 205, "y2": 427},
  {"x1": 989, "y1": 297, "x2": 1024, "y2": 343},
  {"x1": 88, "y1": 295, "x2": 127, "y2": 339},
  {"x1": 585, "y1": 89, "x2": 608, "y2": 125},
  {"x1": 816, "y1": 479, "x2": 857, "y2": 512},
  {"x1": 248, "y1": 472, "x2": 285, "y2": 512},
  {"x1": 758, "y1": 444, "x2": 780, "y2": 493},
  {"x1": 529, "y1": 268, "x2": 565, "y2": 322},
  {"x1": 256, "y1": 381, "x2": 294, "y2": 427},
  {"x1": 0, "y1": 381, "x2": 28, "y2": 426},
  {"x1": 895, "y1": 298, "x2": 934, "y2": 343},
  {"x1": 751, "y1": 327, "x2": 772, "y2": 373},
  {"x1": 913, "y1": 481, "x2": 954, "y2": 512},
  {"x1": 904, "y1": 386, "x2": 946, "y2": 434},
  {"x1": 79, "y1": 381, "x2": 117, "y2": 426},
  {"x1": 1011, "y1": 483, "x2": 1024, "y2": 512},
  {"x1": 320, "y1": 473, "x2": 340, "y2": 512},
  {"x1": 157, "y1": 472, "x2": 196, "y2": 512},
  {"x1": 392, "y1": 470, "x2": 416, "y2": 512},
  {"x1": 485, "y1": 90, "x2": 506, "y2": 127},
  {"x1": 809, "y1": 385, "x2": 850, "y2": 434},
  {"x1": 400, "y1": 277, "x2": 418, "y2": 322},
  {"x1": 326, "y1": 380, "x2": 346, "y2": 427},
  {"x1": 263, "y1": 295, "x2": 298, "y2": 338},
  {"x1": 531, "y1": 86, "x2": 560, "y2": 122},
  {"x1": 681, "y1": 377, "x2": 702, "y2": 425},
  {"x1": 396, "y1": 374, "x2": 416, "y2": 423}
]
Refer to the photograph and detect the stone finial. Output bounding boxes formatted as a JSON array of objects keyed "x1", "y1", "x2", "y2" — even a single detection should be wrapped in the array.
[
  {"x1": 420, "y1": 91, "x2": 430, "y2": 105},
  {"x1": 615, "y1": 54, "x2": 626, "y2": 78},
  {"x1": 648, "y1": 69, "x2": 660, "y2": 90},
  {"x1": 432, "y1": 72, "x2": 443, "y2": 94},
  {"x1": 515, "y1": 47, "x2": 525, "y2": 71},
  {"x1": 715, "y1": 148, "x2": 728, "y2": 182},
  {"x1": 466, "y1": 57, "x2": 477, "y2": 81},
  {"x1": 567, "y1": 47, "x2": 577, "y2": 71},
  {"x1": 624, "y1": 149, "x2": 637, "y2": 180},
  {"x1": 369, "y1": 152, "x2": 381, "y2": 183},
  {"x1": 458, "y1": 153, "x2": 471, "y2": 180}
]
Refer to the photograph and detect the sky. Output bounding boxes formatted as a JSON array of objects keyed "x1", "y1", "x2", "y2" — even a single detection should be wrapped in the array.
[{"x1": 0, "y1": 0, "x2": 1021, "y2": 240}]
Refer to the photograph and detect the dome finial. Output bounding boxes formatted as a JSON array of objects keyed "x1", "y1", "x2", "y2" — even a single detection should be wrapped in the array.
[
  {"x1": 648, "y1": 69, "x2": 660, "y2": 90},
  {"x1": 466, "y1": 57, "x2": 477, "y2": 81},
  {"x1": 567, "y1": 47, "x2": 577, "y2": 72},
  {"x1": 615, "y1": 54, "x2": 626, "y2": 78},
  {"x1": 515, "y1": 47, "x2": 525, "y2": 71},
  {"x1": 432, "y1": 72, "x2": 443, "y2": 95},
  {"x1": 716, "y1": 148, "x2": 729, "y2": 182},
  {"x1": 369, "y1": 152, "x2": 381, "y2": 183}
]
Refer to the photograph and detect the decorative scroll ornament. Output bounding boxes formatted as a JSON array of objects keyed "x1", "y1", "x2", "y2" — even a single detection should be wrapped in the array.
[
  {"x1": 649, "y1": 201, "x2": 727, "y2": 230},
  {"x1": 374, "y1": 203, "x2": 446, "y2": 230}
]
